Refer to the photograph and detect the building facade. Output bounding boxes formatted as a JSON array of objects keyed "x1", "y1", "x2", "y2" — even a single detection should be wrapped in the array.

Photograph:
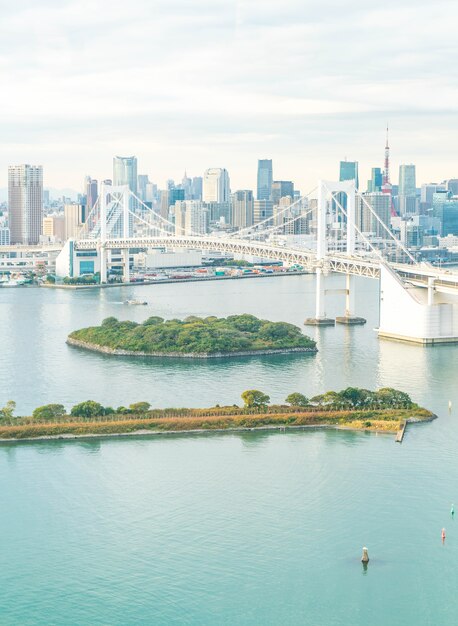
[
  {"x1": 203, "y1": 168, "x2": 230, "y2": 203},
  {"x1": 8, "y1": 164, "x2": 43, "y2": 244},
  {"x1": 113, "y1": 156, "x2": 138, "y2": 194},
  {"x1": 231, "y1": 190, "x2": 254, "y2": 229},
  {"x1": 257, "y1": 159, "x2": 273, "y2": 201}
]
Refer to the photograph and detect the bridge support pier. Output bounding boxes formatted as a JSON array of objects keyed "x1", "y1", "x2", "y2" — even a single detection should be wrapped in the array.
[
  {"x1": 304, "y1": 267, "x2": 335, "y2": 326},
  {"x1": 336, "y1": 274, "x2": 366, "y2": 325},
  {"x1": 100, "y1": 245, "x2": 107, "y2": 284},
  {"x1": 123, "y1": 249, "x2": 130, "y2": 284}
]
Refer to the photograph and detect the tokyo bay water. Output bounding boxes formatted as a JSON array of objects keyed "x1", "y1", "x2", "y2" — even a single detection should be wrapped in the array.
[{"x1": 1, "y1": 274, "x2": 458, "y2": 625}]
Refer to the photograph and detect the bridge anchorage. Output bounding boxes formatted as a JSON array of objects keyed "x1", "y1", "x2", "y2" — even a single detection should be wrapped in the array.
[{"x1": 56, "y1": 180, "x2": 458, "y2": 345}]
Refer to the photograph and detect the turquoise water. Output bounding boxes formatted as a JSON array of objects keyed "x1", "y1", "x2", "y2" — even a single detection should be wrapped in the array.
[{"x1": 1, "y1": 276, "x2": 458, "y2": 625}]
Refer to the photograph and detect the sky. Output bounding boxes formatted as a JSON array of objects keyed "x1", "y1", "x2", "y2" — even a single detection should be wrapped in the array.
[{"x1": 1, "y1": 0, "x2": 458, "y2": 194}]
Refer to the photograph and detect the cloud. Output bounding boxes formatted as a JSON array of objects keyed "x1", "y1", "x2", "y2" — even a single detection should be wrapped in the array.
[{"x1": 0, "y1": 0, "x2": 457, "y2": 190}]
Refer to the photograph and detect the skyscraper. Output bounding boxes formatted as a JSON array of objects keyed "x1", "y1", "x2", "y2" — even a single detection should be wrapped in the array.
[
  {"x1": 271, "y1": 181, "x2": 294, "y2": 206},
  {"x1": 113, "y1": 156, "x2": 138, "y2": 194},
  {"x1": 8, "y1": 164, "x2": 43, "y2": 244},
  {"x1": 339, "y1": 160, "x2": 359, "y2": 188},
  {"x1": 356, "y1": 192, "x2": 391, "y2": 237},
  {"x1": 174, "y1": 201, "x2": 209, "y2": 235},
  {"x1": 137, "y1": 175, "x2": 150, "y2": 202},
  {"x1": 367, "y1": 168, "x2": 382, "y2": 193},
  {"x1": 257, "y1": 159, "x2": 273, "y2": 200},
  {"x1": 85, "y1": 176, "x2": 98, "y2": 212},
  {"x1": 231, "y1": 190, "x2": 254, "y2": 229},
  {"x1": 203, "y1": 168, "x2": 230, "y2": 203},
  {"x1": 253, "y1": 199, "x2": 273, "y2": 224},
  {"x1": 398, "y1": 164, "x2": 417, "y2": 215}
]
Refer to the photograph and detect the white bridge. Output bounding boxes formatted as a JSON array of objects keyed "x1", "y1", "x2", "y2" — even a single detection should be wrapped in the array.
[{"x1": 56, "y1": 180, "x2": 458, "y2": 345}]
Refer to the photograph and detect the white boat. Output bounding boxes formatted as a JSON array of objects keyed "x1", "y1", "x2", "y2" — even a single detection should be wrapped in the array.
[{"x1": 124, "y1": 300, "x2": 148, "y2": 305}]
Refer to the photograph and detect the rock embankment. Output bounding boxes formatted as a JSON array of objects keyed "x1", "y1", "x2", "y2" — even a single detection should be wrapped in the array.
[{"x1": 66, "y1": 337, "x2": 318, "y2": 359}]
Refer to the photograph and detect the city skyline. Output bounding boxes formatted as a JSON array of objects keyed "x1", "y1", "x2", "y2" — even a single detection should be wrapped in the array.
[{"x1": 1, "y1": 0, "x2": 458, "y2": 190}]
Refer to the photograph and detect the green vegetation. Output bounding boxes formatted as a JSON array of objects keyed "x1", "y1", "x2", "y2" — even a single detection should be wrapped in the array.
[
  {"x1": 68, "y1": 314, "x2": 317, "y2": 355},
  {"x1": 0, "y1": 388, "x2": 434, "y2": 441},
  {"x1": 63, "y1": 273, "x2": 100, "y2": 285},
  {"x1": 241, "y1": 390, "x2": 270, "y2": 409},
  {"x1": 32, "y1": 404, "x2": 66, "y2": 420}
]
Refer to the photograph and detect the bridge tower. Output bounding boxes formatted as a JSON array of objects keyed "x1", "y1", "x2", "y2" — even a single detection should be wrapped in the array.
[{"x1": 305, "y1": 179, "x2": 365, "y2": 326}]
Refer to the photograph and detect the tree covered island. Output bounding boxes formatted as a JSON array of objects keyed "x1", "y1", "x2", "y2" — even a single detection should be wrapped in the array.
[{"x1": 67, "y1": 314, "x2": 318, "y2": 357}]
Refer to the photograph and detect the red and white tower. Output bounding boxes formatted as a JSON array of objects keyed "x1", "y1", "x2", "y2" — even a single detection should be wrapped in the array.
[{"x1": 381, "y1": 125, "x2": 397, "y2": 216}]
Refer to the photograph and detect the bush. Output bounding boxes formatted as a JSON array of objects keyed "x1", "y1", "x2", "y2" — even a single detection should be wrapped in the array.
[{"x1": 32, "y1": 404, "x2": 66, "y2": 420}]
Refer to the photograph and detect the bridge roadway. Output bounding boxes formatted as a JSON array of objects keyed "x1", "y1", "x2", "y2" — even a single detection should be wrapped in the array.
[{"x1": 75, "y1": 235, "x2": 458, "y2": 294}]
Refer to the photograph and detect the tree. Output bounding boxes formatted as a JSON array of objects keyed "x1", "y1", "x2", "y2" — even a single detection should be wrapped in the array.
[
  {"x1": 129, "y1": 402, "x2": 151, "y2": 413},
  {"x1": 285, "y1": 393, "x2": 309, "y2": 407},
  {"x1": 241, "y1": 390, "x2": 270, "y2": 409},
  {"x1": 0, "y1": 400, "x2": 16, "y2": 420},
  {"x1": 70, "y1": 400, "x2": 106, "y2": 418},
  {"x1": 32, "y1": 404, "x2": 66, "y2": 420}
]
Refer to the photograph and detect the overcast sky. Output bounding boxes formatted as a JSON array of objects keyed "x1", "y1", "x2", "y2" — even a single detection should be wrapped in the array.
[{"x1": 1, "y1": 0, "x2": 458, "y2": 193}]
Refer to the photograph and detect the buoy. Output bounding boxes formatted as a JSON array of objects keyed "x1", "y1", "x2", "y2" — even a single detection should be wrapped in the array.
[
  {"x1": 442, "y1": 528, "x2": 446, "y2": 542},
  {"x1": 361, "y1": 547, "x2": 369, "y2": 563},
  {"x1": 449, "y1": 400, "x2": 452, "y2": 412},
  {"x1": 451, "y1": 504, "x2": 455, "y2": 518}
]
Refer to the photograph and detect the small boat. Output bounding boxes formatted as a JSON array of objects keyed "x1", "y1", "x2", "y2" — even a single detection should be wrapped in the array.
[{"x1": 124, "y1": 299, "x2": 148, "y2": 305}]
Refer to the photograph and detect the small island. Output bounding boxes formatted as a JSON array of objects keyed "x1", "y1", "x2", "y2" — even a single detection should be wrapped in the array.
[
  {"x1": 0, "y1": 387, "x2": 435, "y2": 441},
  {"x1": 67, "y1": 314, "x2": 318, "y2": 358}
]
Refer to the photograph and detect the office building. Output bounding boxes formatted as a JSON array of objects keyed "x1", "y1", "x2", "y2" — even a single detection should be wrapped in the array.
[
  {"x1": 203, "y1": 168, "x2": 230, "y2": 203},
  {"x1": 174, "y1": 201, "x2": 209, "y2": 236},
  {"x1": 398, "y1": 164, "x2": 417, "y2": 215},
  {"x1": 43, "y1": 215, "x2": 65, "y2": 241},
  {"x1": 257, "y1": 159, "x2": 273, "y2": 200},
  {"x1": 192, "y1": 177, "x2": 203, "y2": 200},
  {"x1": 231, "y1": 190, "x2": 253, "y2": 229},
  {"x1": 339, "y1": 160, "x2": 359, "y2": 188},
  {"x1": 85, "y1": 176, "x2": 98, "y2": 212},
  {"x1": 367, "y1": 168, "x2": 382, "y2": 193},
  {"x1": 0, "y1": 228, "x2": 10, "y2": 246},
  {"x1": 271, "y1": 181, "x2": 294, "y2": 206},
  {"x1": 64, "y1": 203, "x2": 85, "y2": 239},
  {"x1": 446, "y1": 179, "x2": 458, "y2": 196},
  {"x1": 433, "y1": 191, "x2": 458, "y2": 236},
  {"x1": 8, "y1": 164, "x2": 43, "y2": 244},
  {"x1": 356, "y1": 192, "x2": 390, "y2": 237},
  {"x1": 113, "y1": 156, "x2": 137, "y2": 194},
  {"x1": 137, "y1": 175, "x2": 150, "y2": 202},
  {"x1": 253, "y1": 199, "x2": 273, "y2": 224}
]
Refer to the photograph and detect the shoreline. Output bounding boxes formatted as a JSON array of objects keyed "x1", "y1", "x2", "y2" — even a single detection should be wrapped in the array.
[
  {"x1": 0, "y1": 423, "x2": 400, "y2": 444},
  {"x1": 40, "y1": 270, "x2": 311, "y2": 290},
  {"x1": 0, "y1": 411, "x2": 437, "y2": 444},
  {"x1": 66, "y1": 337, "x2": 318, "y2": 358}
]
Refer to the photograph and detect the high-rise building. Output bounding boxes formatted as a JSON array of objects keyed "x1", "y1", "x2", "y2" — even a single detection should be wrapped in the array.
[
  {"x1": 174, "y1": 201, "x2": 208, "y2": 235},
  {"x1": 339, "y1": 160, "x2": 359, "y2": 188},
  {"x1": 356, "y1": 192, "x2": 391, "y2": 237},
  {"x1": 446, "y1": 179, "x2": 458, "y2": 195},
  {"x1": 64, "y1": 203, "x2": 85, "y2": 239},
  {"x1": 182, "y1": 172, "x2": 193, "y2": 199},
  {"x1": 253, "y1": 199, "x2": 273, "y2": 224},
  {"x1": 192, "y1": 177, "x2": 203, "y2": 200},
  {"x1": 137, "y1": 175, "x2": 150, "y2": 202},
  {"x1": 367, "y1": 168, "x2": 382, "y2": 193},
  {"x1": 432, "y1": 191, "x2": 458, "y2": 236},
  {"x1": 257, "y1": 159, "x2": 273, "y2": 200},
  {"x1": 271, "y1": 181, "x2": 294, "y2": 206},
  {"x1": 8, "y1": 164, "x2": 43, "y2": 244},
  {"x1": 85, "y1": 176, "x2": 98, "y2": 212},
  {"x1": 398, "y1": 164, "x2": 417, "y2": 215},
  {"x1": 231, "y1": 190, "x2": 254, "y2": 229},
  {"x1": 274, "y1": 196, "x2": 308, "y2": 235},
  {"x1": 113, "y1": 156, "x2": 137, "y2": 194},
  {"x1": 203, "y1": 168, "x2": 230, "y2": 203}
]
